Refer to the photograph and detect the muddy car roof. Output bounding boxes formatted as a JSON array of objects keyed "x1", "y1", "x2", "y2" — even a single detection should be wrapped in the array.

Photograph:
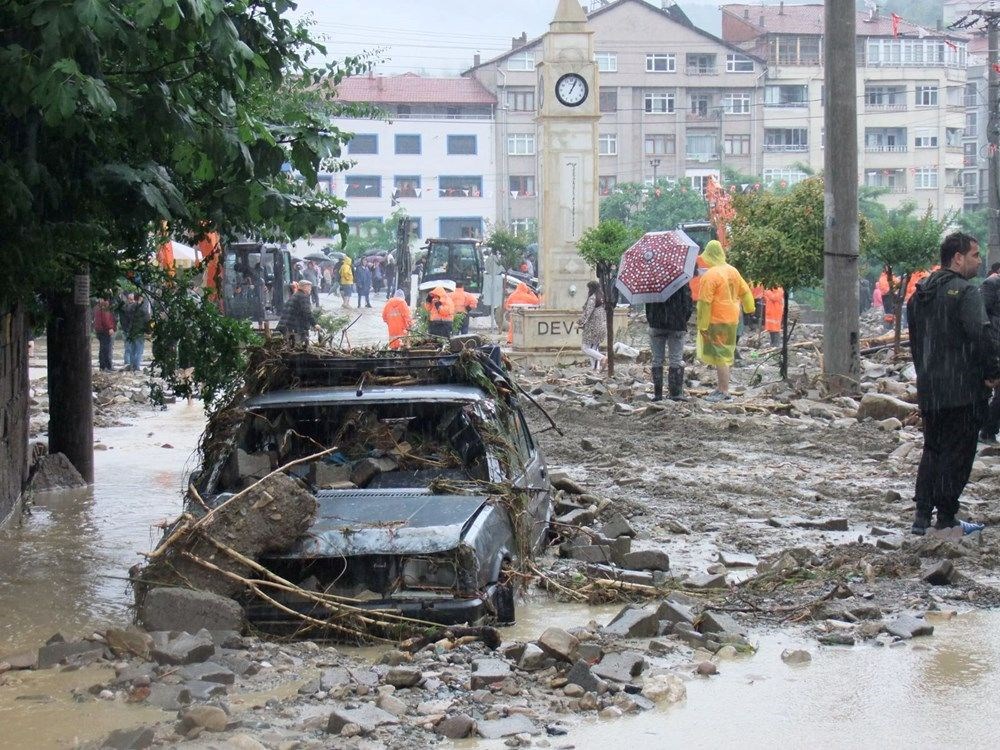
[{"x1": 245, "y1": 384, "x2": 490, "y2": 408}]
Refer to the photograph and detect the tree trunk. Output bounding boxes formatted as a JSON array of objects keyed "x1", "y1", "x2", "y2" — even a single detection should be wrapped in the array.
[
  {"x1": 597, "y1": 262, "x2": 616, "y2": 378},
  {"x1": 780, "y1": 287, "x2": 790, "y2": 380},
  {"x1": 47, "y1": 271, "x2": 94, "y2": 483}
]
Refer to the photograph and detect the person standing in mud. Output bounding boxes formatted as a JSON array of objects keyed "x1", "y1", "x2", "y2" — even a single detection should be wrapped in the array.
[
  {"x1": 278, "y1": 279, "x2": 319, "y2": 345},
  {"x1": 646, "y1": 283, "x2": 692, "y2": 401},
  {"x1": 907, "y1": 232, "x2": 998, "y2": 535}
]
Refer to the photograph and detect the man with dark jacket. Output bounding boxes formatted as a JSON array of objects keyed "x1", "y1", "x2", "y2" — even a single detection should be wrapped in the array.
[
  {"x1": 906, "y1": 232, "x2": 998, "y2": 535},
  {"x1": 277, "y1": 279, "x2": 318, "y2": 344},
  {"x1": 646, "y1": 284, "x2": 693, "y2": 401},
  {"x1": 979, "y1": 262, "x2": 1000, "y2": 442}
]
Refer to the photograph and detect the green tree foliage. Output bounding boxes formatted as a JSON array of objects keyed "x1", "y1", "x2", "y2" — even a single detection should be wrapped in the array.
[
  {"x1": 576, "y1": 220, "x2": 639, "y2": 376},
  {"x1": 485, "y1": 227, "x2": 528, "y2": 272},
  {"x1": 956, "y1": 208, "x2": 989, "y2": 246},
  {"x1": 864, "y1": 202, "x2": 949, "y2": 351},
  {"x1": 342, "y1": 213, "x2": 404, "y2": 259},
  {"x1": 600, "y1": 180, "x2": 707, "y2": 232},
  {"x1": 728, "y1": 177, "x2": 827, "y2": 378}
]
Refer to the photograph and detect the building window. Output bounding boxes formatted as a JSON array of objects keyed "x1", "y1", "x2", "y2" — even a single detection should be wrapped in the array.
[
  {"x1": 726, "y1": 53, "x2": 754, "y2": 72},
  {"x1": 689, "y1": 93, "x2": 711, "y2": 117},
  {"x1": 764, "y1": 128, "x2": 809, "y2": 151},
  {"x1": 915, "y1": 167, "x2": 938, "y2": 189},
  {"x1": 509, "y1": 175, "x2": 535, "y2": 197},
  {"x1": 510, "y1": 219, "x2": 535, "y2": 237},
  {"x1": 769, "y1": 35, "x2": 821, "y2": 65},
  {"x1": 964, "y1": 170, "x2": 980, "y2": 196},
  {"x1": 596, "y1": 52, "x2": 618, "y2": 72},
  {"x1": 507, "y1": 134, "x2": 535, "y2": 155},
  {"x1": 345, "y1": 176, "x2": 381, "y2": 197},
  {"x1": 913, "y1": 129, "x2": 938, "y2": 148},
  {"x1": 946, "y1": 127, "x2": 962, "y2": 148},
  {"x1": 439, "y1": 217, "x2": 483, "y2": 239},
  {"x1": 393, "y1": 176, "x2": 421, "y2": 198},
  {"x1": 644, "y1": 134, "x2": 675, "y2": 155},
  {"x1": 394, "y1": 134, "x2": 421, "y2": 155},
  {"x1": 347, "y1": 134, "x2": 378, "y2": 154},
  {"x1": 599, "y1": 175, "x2": 618, "y2": 196},
  {"x1": 506, "y1": 89, "x2": 535, "y2": 111},
  {"x1": 686, "y1": 53, "x2": 716, "y2": 75},
  {"x1": 915, "y1": 85, "x2": 938, "y2": 107},
  {"x1": 867, "y1": 38, "x2": 966, "y2": 68},
  {"x1": 762, "y1": 168, "x2": 808, "y2": 186},
  {"x1": 964, "y1": 143, "x2": 978, "y2": 167},
  {"x1": 965, "y1": 111, "x2": 978, "y2": 137},
  {"x1": 508, "y1": 51, "x2": 534, "y2": 71},
  {"x1": 447, "y1": 135, "x2": 477, "y2": 155},
  {"x1": 644, "y1": 91, "x2": 675, "y2": 114},
  {"x1": 397, "y1": 105, "x2": 411, "y2": 116},
  {"x1": 764, "y1": 85, "x2": 808, "y2": 107},
  {"x1": 724, "y1": 134, "x2": 751, "y2": 155},
  {"x1": 686, "y1": 132, "x2": 717, "y2": 160},
  {"x1": 646, "y1": 53, "x2": 676, "y2": 73},
  {"x1": 438, "y1": 176, "x2": 482, "y2": 197},
  {"x1": 722, "y1": 92, "x2": 751, "y2": 114},
  {"x1": 346, "y1": 217, "x2": 383, "y2": 237},
  {"x1": 599, "y1": 88, "x2": 618, "y2": 113},
  {"x1": 965, "y1": 82, "x2": 979, "y2": 108},
  {"x1": 599, "y1": 133, "x2": 618, "y2": 156}
]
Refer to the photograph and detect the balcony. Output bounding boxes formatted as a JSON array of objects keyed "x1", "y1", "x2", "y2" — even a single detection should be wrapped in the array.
[
  {"x1": 965, "y1": 155, "x2": 979, "y2": 167},
  {"x1": 864, "y1": 145, "x2": 909, "y2": 153},
  {"x1": 686, "y1": 66, "x2": 717, "y2": 76},
  {"x1": 946, "y1": 145, "x2": 962, "y2": 154},
  {"x1": 764, "y1": 101, "x2": 808, "y2": 108},
  {"x1": 764, "y1": 144, "x2": 808, "y2": 152},
  {"x1": 685, "y1": 152, "x2": 719, "y2": 162},
  {"x1": 945, "y1": 185, "x2": 965, "y2": 194},
  {"x1": 687, "y1": 110, "x2": 716, "y2": 122},
  {"x1": 865, "y1": 103, "x2": 907, "y2": 112}
]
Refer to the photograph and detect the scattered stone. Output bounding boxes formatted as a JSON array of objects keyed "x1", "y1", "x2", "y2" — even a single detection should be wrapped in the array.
[
  {"x1": 384, "y1": 667, "x2": 422, "y2": 688},
  {"x1": 436, "y1": 714, "x2": 476, "y2": 739},
  {"x1": 599, "y1": 706, "x2": 623, "y2": 719},
  {"x1": 794, "y1": 517, "x2": 849, "y2": 531},
  {"x1": 327, "y1": 704, "x2": 399, "y2": 734},
  {"x1": 471, "y1": 659, "x2": 511, "y2": 689},
  {"x1": 185, "y1": 680, "x2": 229, "y2": 701},
  {"x1": 921, "y1": 560, "x2": 957, "y2": 586},
  {"x1": 695, "y1": 661, "x2": 718, "y2": 676},
  {"x1": 718, "y1": 551, "x2": 759, "y2": 568},
  {"x1": 179, "y1": 705, "x2": 229, "y2": 733},
  {"x1": 604, "y1": 606, "x2": 659, "y2": 638},
  {"x1": 876, "y1": 537, "x2": 902, "y2": 551},
  {"x1": 569, "y1": 544, "x2": 613, "y2": 563},
  {"x1": 537, "y1": 628, "x2": 579, "y2": 663},
  {"x1": 656, "y1": 599, "x2": 695, "y2": 626},
  {"x1": 150, "y1": 630, "x2": 215, "y2": 666},
  {"x1": 856, "y1": 392, "x2": 918, "y2": 422},
  {"x1": 477, "y1": 715, "x2": 540, "y2": 739},
  {"x1": 641, "y1": 673, "x2": 687, "y2": 703},
  {"x1": 664, "y1": 519, "x2": 691, "y2": 535},
  {"x1": 377, "y1": 693, "x2": 408, "y2": 717},
  {"x1": 350, "y1": 456, "x2": 398, "y2": 487},
  {"x1": 3, "y1": 651, "x2": 37, "y2": 670},
  {"x1": 565, "y1": 660, "x2": 601, "y2": 693},
  {"x1": 781, "y1": 649, "x2": 812, "y2": 665},
  {"x1": 620, "y1": 549, "x2": 670, "y2": 572},
  {"x1": 549, "y1": 472, "x2": 586, "y2": 495},
  {"x1": 27, "y1": 452, "x2": 87, "y2": 492},
  {"x1": 102, "y1": 727, "x2": 155, "y2": 750},
  {"x1": 518, "y1": 644, "x2": 549, "y2": 672},
  {"x1": 320, "y1": 667, "x2": 352, "y2": 691},
  {"x1": 579, "y1": 691, "x2": 600, "y2": 710},
  {"x1": 818, "y1": 633, "x2": 856, "y2": 646},
  {"x1": 563, "y1": 683, "x2": 585, "y2": 698},
  {"x1": 697, "y1": 610, "x2": 746, "y2": 637},
  {"x1": 885, "y1": 614, "x2": 934, "y2": 640},
  {"x1": 140, "y1": 588, "x2": 245, "y2": 634},
  {"x1": 585, "y1": 563, "x2": 656, "y2": 587},
  {"x1": 556, "y1": 507, "x2": 597, "y2": 527},
  {"x1": 178, "y1": 662, "x2": 236, "y2": 685},
  {"x1": 601, "y1": 513, "x2": 637, "y2": 539},
  {"x1": 104, "y1": 628, "x2": 153, "y2": 660},
  {"x1": 592, "y1": 651, "x2": 646, "y2": 683},
  {"x1": 36, "y1": 640, "x2": 105, "y2": 669},
  {"x1": 878, "y1": 417, "x2": 903, "y2": 431},
  {"x1": 145, "y1": 684, "x2": 191, "y2": 710},
  {"x1": 685, "y1": 573, "x2": 727, "y2": 589}
]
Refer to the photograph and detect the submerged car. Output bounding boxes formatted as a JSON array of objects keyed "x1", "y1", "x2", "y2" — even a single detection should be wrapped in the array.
[{"x1": 199, "y1": 348, "x2": 553, "y2": 631}]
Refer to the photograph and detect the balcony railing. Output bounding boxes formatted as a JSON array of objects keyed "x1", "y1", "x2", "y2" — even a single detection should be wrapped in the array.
[
  {"x1": 685, "y1": 152, "x2": 719, "y2": 162},
  {"x1": 764, "y1": 144, "x2": 808, "y2": 152},
  {"x1": 764, "y1": 101, "x2": 808, "y2": 108},
  {"x1": 946, "y1": 145, "x2": 963, "y2": 153},
  {"x1": 864, "y1": 145, "x2": 908, "y2": 152},
  {"x1": 964, "y1": 96, "x2": 979, "y2": 107},
  {"x1": 865, "y1": 59, "x2": 964, "y2": 69},
  {"x1": 687, "y1": 110, "x2": 715, "y2": 121},
  {"x1": 686, "y1": 66, "x2": 717, "y2": 75},
  {"x1": 965, "y1": 156, "x2": 978, "y2": 167},
  {"x1": 945, "y1": 185, "x2": 965, "y2": 194},
  {"x1": 865, "y1": 103, "x2": 907, "y2": 112}
]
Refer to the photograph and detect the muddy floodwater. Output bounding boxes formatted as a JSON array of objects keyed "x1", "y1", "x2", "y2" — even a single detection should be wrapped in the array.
[{"x1": 4, "y1": 400, "x2": 1000, "y2": 748}]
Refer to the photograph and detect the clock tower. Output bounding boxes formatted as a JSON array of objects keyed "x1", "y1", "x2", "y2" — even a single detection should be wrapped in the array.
[{"x1": 536, "y1": 0, "x2": 600, "y2": 311}]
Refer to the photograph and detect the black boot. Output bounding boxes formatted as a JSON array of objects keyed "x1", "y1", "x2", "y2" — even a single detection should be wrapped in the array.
[
  {"x1": 651, "y1": 366, "x2": 664, "y2": 401},
  {"x1": 668, "y1": 365, "x2": 687, "y2": 401}
]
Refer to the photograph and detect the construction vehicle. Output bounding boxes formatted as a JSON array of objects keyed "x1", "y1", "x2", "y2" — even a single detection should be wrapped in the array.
[
  {"x1": 418, "y1": 238, "x2": 488, "y2": 315},
  {"x1": 220, "y1": 242, "x2": 294, "y2": 325}
]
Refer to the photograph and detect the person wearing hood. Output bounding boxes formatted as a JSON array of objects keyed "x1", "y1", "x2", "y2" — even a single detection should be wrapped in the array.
[
  {"x1": 504, "y1": 281, "x2": 540, "y2": 344},
  {"x1": 424, "y1": 286, "x2": 455, "y2": 339},
  {"x1": 695, "y1": 240, "x2": 755, "y2": 401},
  {"x1": 339, "y1": 256, "x2": 355, "y2": 309},
  {"x1": 907, "y1": 232, "x2": 997, "y2": 536},
  {"x1": 382, "y1": 289, "x2": 412, "y2": 349},
  {"x1": 763, "y1": 287, "x2": 785, "y2": 348},
  {"x1": 355, "y1": 260, "x2": 373, "y2": 308}
]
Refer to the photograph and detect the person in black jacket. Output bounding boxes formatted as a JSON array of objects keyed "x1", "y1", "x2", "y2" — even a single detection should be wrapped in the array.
[
  {"x1": 646, "y1": 284, "x2": 693, "y2": 401},
  {"x1": 906, "y1": 233, "x2": 999, "y2": 535},
  {"x1": 277, "y1": 280, "x2": 318, "y2": 345},
  {"x1": 979, "y1": 262, "x2": 1000, "y2": 442}
]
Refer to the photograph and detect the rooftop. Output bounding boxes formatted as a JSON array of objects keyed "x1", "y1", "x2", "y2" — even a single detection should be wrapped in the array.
[
  {"x1": 335, "y1": 74, "x2": 496, "y2": 106},
  {"x1": 721, "y1": 4, "x2": 967, "y2": 40}
]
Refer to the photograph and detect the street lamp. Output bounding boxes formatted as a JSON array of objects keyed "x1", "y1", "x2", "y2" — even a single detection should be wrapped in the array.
[{"x1": 649, "y1": 158, "x2": 661, "y2": 184}]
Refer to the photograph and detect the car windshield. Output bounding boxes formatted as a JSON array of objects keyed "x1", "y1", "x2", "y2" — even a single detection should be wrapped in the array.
[
  {"x1": 424, "y1": 242, "x2": 481, "y2": 291},
  {"x1": 220, "y1": 400, "x2": 492, "y2": 493}
]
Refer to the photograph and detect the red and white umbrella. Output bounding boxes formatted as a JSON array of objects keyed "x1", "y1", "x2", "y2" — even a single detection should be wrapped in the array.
[{"x1": 615, "y1": 230, "x2": 699, "y2": 304}]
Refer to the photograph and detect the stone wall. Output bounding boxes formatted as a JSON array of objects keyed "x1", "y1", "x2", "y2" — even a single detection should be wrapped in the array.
[{"x1": 0, "y1": 302, "x2": 29, "y2": 527}]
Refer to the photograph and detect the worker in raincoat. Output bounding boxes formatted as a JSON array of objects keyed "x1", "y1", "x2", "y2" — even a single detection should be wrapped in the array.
[
  {"x1": 689, "y1": 254, "x2": 710, "y2": 302},
  {"x1": 339, "y1": 257, "x2": 355, "y2": 309},
  {"x1": 382, "y1": 289, "x2": 412, "y2": 349},
  {"x1": 503, "y1": 281, "x2": 540, "y2": 344},
  {"x1": 696, "y1": 240, "x2": 755, "y2": 401},
  {"x1": 763, "y1": 287, "x2": 785, "y2": 348},
  {"x1": 450, "y1": 283, "x2": 479, "y2": 335},
  {"x1": 424, "y1": 286, "x2": 455, "y2": 339},
  {"x1": 878, "y1": 270, "x2": 900, "y2": 330}
]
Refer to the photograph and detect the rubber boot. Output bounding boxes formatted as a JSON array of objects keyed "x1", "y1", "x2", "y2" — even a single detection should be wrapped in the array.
[
  {"x1": 651, "y1": 366, "x2": 664, "y2": 401},
  {"x1": 668, "y1": 365, "x2": 688, "y2": 401}
]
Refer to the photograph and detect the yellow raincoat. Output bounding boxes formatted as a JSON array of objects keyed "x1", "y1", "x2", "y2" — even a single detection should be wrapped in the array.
[{"x1": 695, "y1": 240, "x2": 755, "y2": 366}]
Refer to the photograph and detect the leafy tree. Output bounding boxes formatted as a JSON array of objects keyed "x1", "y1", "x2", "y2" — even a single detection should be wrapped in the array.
[
  {"x1": 576, "y1": 220, "x2": 639, "y2": 377},
  {"x1": 342, "y1": 215, "x2": 402, "y2": 259},
  {"x1": 865, "y1": 203, "x2": 949, "y2": 353},
  {"x1": 956, "y1": 208, "x2": 989, "y2": 247},
  {"x1": 599, "y1": 180, "x2": 707, "y2": 233},
  {"x1": 485, "y1": 227, "x2": 528, "y2": 272},
  {"x1": 599, "y1": 182, "x2": 646, "y2": 225},
  {"x1": 728, "y1": 178, "x2": 827, "y2": 378}
]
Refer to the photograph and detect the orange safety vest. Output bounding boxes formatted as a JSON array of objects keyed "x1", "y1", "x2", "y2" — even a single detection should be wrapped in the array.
[
  {"x1": 690, "y1": 255, "x2": 710, "y2": 302},
  {"x1": 504, "y1": 282, "x2": 540, "y2": 344},
  {"x1": 450, "y1": 288, "x2": 478, "y2": 314},
  {"x1": 763, "y1": 287, "x2": 784, "y2": 333},
  {"x1": 425, "y1": 288, "x2": 454, "y2": 322},
  {"x1": 382, "y1": 297, "x2": 412, "y2": 349}
]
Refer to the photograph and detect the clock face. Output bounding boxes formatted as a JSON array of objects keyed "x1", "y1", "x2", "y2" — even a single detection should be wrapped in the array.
[{"x1": 555, "y1": 73, "x2": 588, "y2": 107}]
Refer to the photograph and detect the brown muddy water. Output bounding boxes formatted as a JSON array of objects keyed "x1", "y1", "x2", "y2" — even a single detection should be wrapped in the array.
[{"x1": 3, "y1": 403, "x2": 1000, "y2": 748}]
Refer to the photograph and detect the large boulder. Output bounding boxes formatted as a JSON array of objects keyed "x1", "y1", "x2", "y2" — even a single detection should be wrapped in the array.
[
  {"x1": 856, "y1": 393, "x2": 918, "y2": 422},
  {"x1": 139, "y1": 588, "x2": 245, "y2": 633},
  {"x1": 27, "y1": 453, "x2": 87, "y2": 492}
]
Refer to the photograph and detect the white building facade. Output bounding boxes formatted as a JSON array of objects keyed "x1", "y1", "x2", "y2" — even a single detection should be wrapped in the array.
[{"x1": 324, "y1": 75, "x2": 497, "y2": 245}]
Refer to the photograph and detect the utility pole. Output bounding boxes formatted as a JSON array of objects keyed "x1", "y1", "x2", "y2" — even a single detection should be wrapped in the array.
[
  {"x1": 822, "y1": 0, "x2": 860, "y2": 392},
  {"x1": 953, "y1": 8, "x2": 1000, "y2": 264},
  {"x1": 649, "y1": 158, "x2": 661, "y2": 184},
  {"x1": 47, "y1": 269, "x2": 94, "y2": 483}
]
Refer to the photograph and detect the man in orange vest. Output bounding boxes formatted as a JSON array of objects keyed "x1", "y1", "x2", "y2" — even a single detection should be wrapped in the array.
[
  {"x1": 504, "y1": 281, "x2": 540, "y2": 344},
  {"x1": 382, "y1": 289, "x2": 412, "y2": 349},
  {"x1": 424, "y1": 286, "x2": 455, "y2": 339},
  {"x1": 450, "y1": 283, "x2": 479, "y2": 335},
  {"x1": 763, "y1": 287, "x2": 784, "y2": 347}
]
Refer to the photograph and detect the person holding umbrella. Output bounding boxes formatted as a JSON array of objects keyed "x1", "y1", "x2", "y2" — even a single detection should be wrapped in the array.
[
  {"x1": 696, "y1": 240, "x2": 755, "y2": 401},
  {"x1": 646, "y1": 285, "x2": 692, "y2": 401}
]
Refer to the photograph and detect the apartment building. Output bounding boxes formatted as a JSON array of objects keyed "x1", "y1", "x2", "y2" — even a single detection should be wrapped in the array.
[
  {"x1": 464, "y1": 0, "x2": 766, "y2": 233},
  {"x1": 962, "y1": 32, "x2": 987, "y2": 210},
  {"x1": 722, "y1": 3, "x2": 969, "y2": 218},
  {"x1": 325, "y1": 74, "x2": 497, "y2": 244}
]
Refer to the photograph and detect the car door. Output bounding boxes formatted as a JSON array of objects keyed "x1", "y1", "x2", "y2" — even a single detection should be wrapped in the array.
[{"x1": 506, "y1": 405, "x2": 552, "y2": 552}]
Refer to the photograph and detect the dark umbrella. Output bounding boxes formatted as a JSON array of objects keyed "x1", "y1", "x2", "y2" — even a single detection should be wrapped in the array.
[
  {"x1": 615, "y1": 230, "x2": 699, "y2": 304},
  {"x1": 304, "y1": 252, "x2": 332, "y2": 262}
]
